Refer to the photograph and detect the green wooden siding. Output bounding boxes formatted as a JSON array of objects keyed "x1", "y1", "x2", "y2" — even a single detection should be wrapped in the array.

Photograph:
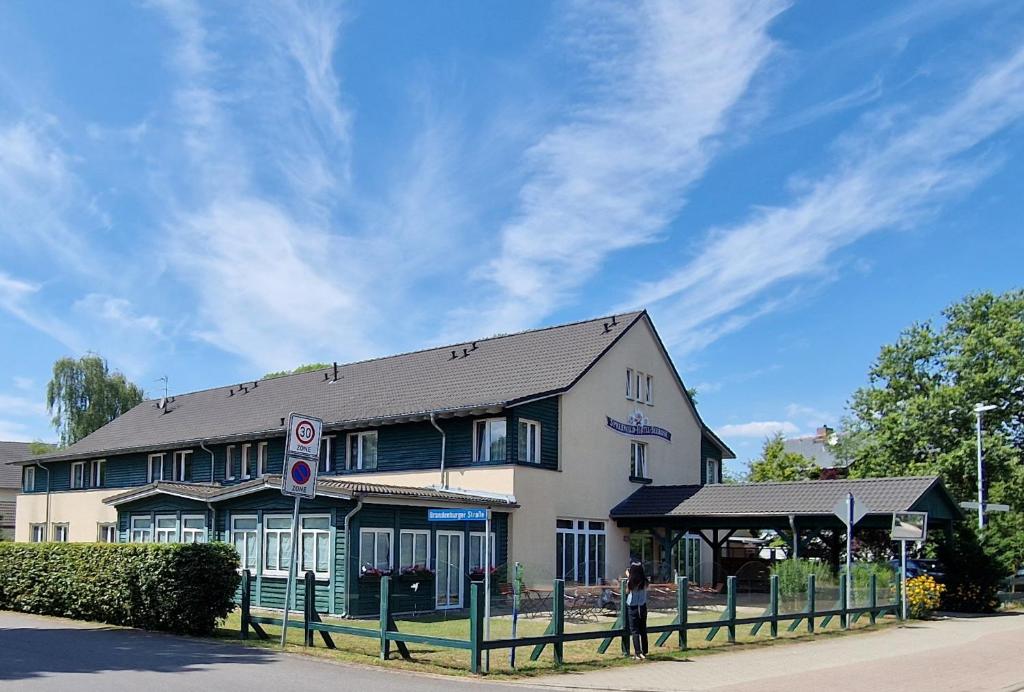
[{"x1": 701, "y1": 435, "x2": 722, "y2": 484}]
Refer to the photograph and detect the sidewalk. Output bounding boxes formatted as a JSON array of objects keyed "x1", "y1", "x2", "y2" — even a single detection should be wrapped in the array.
[{"x1": 519, "y1": 613, "x2": 1024, "y2": 692}]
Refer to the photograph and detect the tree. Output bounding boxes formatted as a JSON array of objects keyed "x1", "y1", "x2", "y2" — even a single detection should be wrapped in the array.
[
  {"x1": 28, "y1": 441, "x2": 54, "y2": 455},
  {"x1": 836, "y1": 290, "x2": 1024, "y2": 570},
  {"x1": 46, "y1": 355, "x2": 144, "y2": 447},
  {"x1": 262, "y1": 363, "x2": 331, "y2": 380},
  {"x1": 747, "y1": 433, "x2": 820, "y2": 482}
]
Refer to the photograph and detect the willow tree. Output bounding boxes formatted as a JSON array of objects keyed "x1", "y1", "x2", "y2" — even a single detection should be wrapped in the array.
[{"x1": 46, "y1": 355, "x2": 144, "y2": 447}]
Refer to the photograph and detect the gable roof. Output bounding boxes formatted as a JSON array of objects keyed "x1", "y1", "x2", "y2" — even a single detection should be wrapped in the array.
[
  {"x1": 31, "y1": 312, "x2": 646, "y2": 464},
  {"x1": 611, "y1": 476, "x2": 961, "y2": 522},
  {"x1": 0, "y1": 442, "x2": 49, "y2": 487}
]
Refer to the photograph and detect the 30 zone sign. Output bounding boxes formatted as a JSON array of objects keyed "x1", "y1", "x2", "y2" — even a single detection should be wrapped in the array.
[{"x1": 287, "y1": 414, "x2": 323, "y2": 459}]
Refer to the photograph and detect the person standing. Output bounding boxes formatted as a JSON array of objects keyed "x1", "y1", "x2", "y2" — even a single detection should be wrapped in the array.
[{"x1": 626, "y1": 561, "x2": 649, "y2": 659}]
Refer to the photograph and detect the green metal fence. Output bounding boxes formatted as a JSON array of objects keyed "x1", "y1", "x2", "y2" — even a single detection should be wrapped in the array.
[{"x1": 239, "y1": 570, "x2": 902, "y2": 674}]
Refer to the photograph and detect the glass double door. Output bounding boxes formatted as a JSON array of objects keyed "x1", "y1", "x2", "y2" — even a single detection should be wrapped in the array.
[{"x1": 436, "y1": 531, "x2": 463, "y2": 609}]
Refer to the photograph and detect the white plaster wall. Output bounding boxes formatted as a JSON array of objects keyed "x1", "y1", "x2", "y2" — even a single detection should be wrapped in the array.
[
  {"x1": 15, "y1": 490, "x2": 120, "y2": 542},
  {"x1": 342, "y1": 466, "x2": 516, "y2": 497}
]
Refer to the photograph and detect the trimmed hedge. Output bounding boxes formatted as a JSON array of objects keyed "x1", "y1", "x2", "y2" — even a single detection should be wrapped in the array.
[{"x1": 0, "y1": 542, "x2": 240, "y2": 635}]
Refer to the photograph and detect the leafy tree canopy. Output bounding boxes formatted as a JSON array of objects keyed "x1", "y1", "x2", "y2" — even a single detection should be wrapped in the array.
[
  {"x1": 46, "y1": 355, "x2": 144, "y2": 447},
  {"x1": 262, "y1": 363, "x2": 331, "y2": 380},
  {"x1": 748, "y1": 433, "x2": 820, "y2": 482},
  {"x1": 28, "y1": 441, "x2": 54, "y2": 455},
  {"x1": 836, "y1": 290, "x2": 1024, "y2": 570}
]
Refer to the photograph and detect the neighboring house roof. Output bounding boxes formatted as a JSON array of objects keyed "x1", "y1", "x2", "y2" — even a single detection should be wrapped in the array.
[
  {"x1": 782, "y1": 435, "x2": 843, "y2": 469},
  {"x1": 103, "y1": 475, "x2": 518, "y2": 508},
  {"x1": 0, "y1": 441, "x2": 50, "y2": 487},
  {"x1": 611, "y1": 476, "x2": 961, "y2": 522}
]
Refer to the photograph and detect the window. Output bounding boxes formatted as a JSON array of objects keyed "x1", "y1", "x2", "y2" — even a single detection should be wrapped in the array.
[
  {"x1": 555, "y1": 519, "x2": 606, "y2": 585},
  {"x1": 635, "y1": 371, "x2": 643, "y2": 403},
  {"x1": 71, "y1": 461, "x2": 86, "y2": 489},
  {"x1": 22, "y1": 466, "x2": 35, "y2": 492},
  {"x1": 300, "y1": 515, "x2": 330, "y2": 577},
  {"x1": 517, "y1": 419, "x2": 541, "y2": 463},
  {"x1": 347, "y1": 431, "x2": 377, "y2": 471},
  {"x1": 626, "y1": 368, "x2": 634, "y2": 399},
  {"x1": 52, "y1": 523, "x2": 69, "y2": 542},
  {"x1": 232, "y1": 516, "x2": 258, "y2": 571},
  {"x1": 630, "y1": 441, "x2": 648, "y2": 479},
  {"x1": 91, "y1": 459, "x2": 106, "y2": 488},
  {"x1": 241, "y1": 444, "x2": 252, "y2": 479},
  {"x1": 30, "y1": 523, "x2": 46, "y2": 542},
  {"x1": 174, "y1": 451, "x2": 192, "y2": 482},
  {"x1": 705, "y1": 457, "x2": 720, "y2": 485},
  {"x1": 155, "y1": 515, "x2": 178, "y2": 543},
  {"x1": 181, "y1": 515, "x2": 206, "y2": 543},
  {"x1": 97, "y1": 523, "x2": 117, "y2": 543},
  {"x1": 474, "y1": 419, "x2": 507, "y2": 462},
  {"x1": 225, "y1": 445, "x2": 236, "y2": 480},
  {"x1": 257, "y1": 442, "x2": 268, "y2": 477},
  {"x1": 469, "y1": 532, "x2": 496, "y2": 574},
  {"x1": 319, "y1": 436, "x2": 334, "y2": 473},
  {"x1": 263, "y1": 516, "x2": 293, "y2": 576},
  {"x1": 130, "y1": 516, "x2": 153, "y2": 542},
  {"x1": 399, "y1": 530, "x2": 430, "y2": 572},
  {"x1": 645, "y1": 375, "x2": 654, "y2": 405},
  {"x1": 359, "y1": 528, "x2": 393, "y2": 574},
  {"x1": 148, "y1": 453, "x2": 166, "y2": 482}
]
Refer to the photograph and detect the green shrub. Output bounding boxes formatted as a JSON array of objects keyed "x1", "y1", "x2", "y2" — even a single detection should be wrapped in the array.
[
  {"x1": 0, "y1": 542, "x2": 240, "y2": 635},
  {"x1": 936, "y1": 524, "x2": 1002, "y2": 613},
  {"x1": 771, "y1": 559, "x2": 835, "y2": 597},
  {"x1": 847, "y1": 561, "x2": 896, "y2": 592}
]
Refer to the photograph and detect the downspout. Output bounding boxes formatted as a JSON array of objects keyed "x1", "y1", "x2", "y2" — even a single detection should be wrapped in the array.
[
  {"x1": 342, "y1": 498, "x2": 364, "y2": 617},
  {"x1": 206, "y1": 501, "x2": 217, "y2": 542},
  {"x1": 37, "y1": 463, "x2": 51, "y2": 539},
  {"x1": 429, "y1": 412, "x2": 447, "y2": 489},
  {"x1": 200, "y1": 440, "x2": 216, "y2": 486}
]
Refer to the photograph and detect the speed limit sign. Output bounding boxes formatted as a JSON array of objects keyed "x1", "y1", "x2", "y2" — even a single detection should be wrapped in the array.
[
  {"x1": 286, "y1": 413, "x2": 323, "y2": 458},
  {"x1": 282, "y1": 413, "x2": 323, "y2": 499}
]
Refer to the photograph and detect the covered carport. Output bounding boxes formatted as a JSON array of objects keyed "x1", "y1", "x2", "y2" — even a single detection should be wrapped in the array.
[{"x1": 610, "y1": 476, "x2": 962, "y2": 585}]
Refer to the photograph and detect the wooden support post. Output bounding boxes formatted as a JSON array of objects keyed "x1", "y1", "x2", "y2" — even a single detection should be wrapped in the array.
[
  {"x1": 552, "y1": 579, "x2": 565, "y2": 666},
  {"x1": 241, "y1": 569, "x2": 251, "y2": 640},
  {"x1": 770, "y1": 574, "x2": 779, "y2": 638},
  {"x1": 470, "y1": 582, "x2": 484, "y2": 674},
  {"x1": 839, "y1": 573, "x2": 848, "y2": 630},
  {"x1": 677, "y1": 576, "x2": 688, "y2": 650},
  {"x1": 807, "y1": 574, "x2": 816, "y2": 634},
  {"x1": 726, "y1": 576, "x2": 736, "y2": 643},
  {"x1": 303, "y1": 571, "x2": 314, "y2": 647},
  {"x1": 619, "y1": 577, "x2": 629, "y2": 656},
  {"x1": 379, "y1": 575, "x2": 391, "y2": 660},
  {"x1": 869, "y1": 574, "x2": 878, "y2": 626}
]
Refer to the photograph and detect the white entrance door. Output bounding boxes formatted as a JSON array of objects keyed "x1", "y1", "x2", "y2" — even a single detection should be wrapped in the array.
[{"x1": 436, "y1": 531, "x2": 463, "y2": 609}]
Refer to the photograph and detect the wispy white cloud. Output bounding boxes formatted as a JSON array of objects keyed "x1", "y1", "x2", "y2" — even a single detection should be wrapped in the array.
[
  {"x1": 784, "y1": 403, "x2": 833, "y2": 426},
  {"x1": 446, "y1": 0, "x2": 788, "y2": 338},
  {"x1": 0, "y1": 272, "x2": 82, "y2": 352},
  {"x1": 632, "y1": 44, "x2": 1024, "y2": 353},
  {"x1": 74, "y1": 294, "x2": 165, "y2": 339},
  {"x1": 718, "y1": 420, "x2": 798, "y2": 438},
  {"x1": 0, "y1": 393, "x2": 46, "y2": 418},
  {"x1": 13, "y1": 377, "x2": 34, "y2": 391}
]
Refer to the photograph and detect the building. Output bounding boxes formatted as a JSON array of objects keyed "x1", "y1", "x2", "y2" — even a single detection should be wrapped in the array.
[
  {"x1": 783, "y1": 425, "x2": 845, "y2": 472},
  {"x1": 9, "y1": 311, "x2": 734, "y2": 615},
  {"x1": 0, "y1": 441, "x2": 45, "y2": 540}
]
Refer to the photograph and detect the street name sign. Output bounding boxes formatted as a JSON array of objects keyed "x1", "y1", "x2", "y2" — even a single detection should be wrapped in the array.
[{"x1": 428, "y1": 508, "x2": 487, "y2": 522}]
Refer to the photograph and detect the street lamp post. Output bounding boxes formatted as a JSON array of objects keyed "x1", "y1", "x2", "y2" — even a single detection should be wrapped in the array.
[{"x1": 973, "y1": 403, "x2": 997, "y2": 530}]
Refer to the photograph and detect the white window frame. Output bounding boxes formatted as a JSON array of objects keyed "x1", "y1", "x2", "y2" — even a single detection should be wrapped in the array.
[
  {"x1": 181, "y1": 515, "x2": 207, "y2": 543},
  {"x1": 469, "y1": 531, "x2": 497, "y2": 574},
  {"x1": 173, "y1": 450, "x2": 192, "y2": 482},
  {"x1": 257, "y1": 441, "x2": 268, "y2": 477},
  {"x1": 23, "y1": 466, "x2": 35, "y2": 492},
  {"x1": 635, "y1": 370, "x2": 643, "y2": 404},
  {"x1": 97, "y1": 522, "x2": 118, "y2": 543},
  {"x1": 231, "y1": 515, "x2": 259, "y2": 572},
  {"x1": 148, "y1": 453, "x2": 166, "y2": 482},
  {"x1": 626, "y1": 368, "x2": 634, "y2": 399},
  {"x1": 517, "y1": 419, "x2": 541, "y2": 464},
  {"x1": 473, "y1": 418, "x2": 507, "y2": 463},
  {"x1": 399, "y1": 529, "x2": 431, "y2": 572},
  {"x1": 225, "y1": 445, "x2": 236, "y2": 480},
  {"x1": 555, "y1": 518, "x2": 607, "y2": 586},
  {"x1": 263, "y1": 515, "x2": 293, "y2": 577},
  {"x1": 319, "y1": 436, "x2": 334, "y2": 473},
  {"x1": 630, "y1": 441, "x2": 648, "y2": 479},
  {"x1": 70, "y1": 461, "x2": 86, "y2": 489},
  {"x1": 52, "y1": 523, "x2": 70, "y2": 542},
  {"x1": 645, "y1": 374, "x2": 654, "y2": 405},
  {"x1": 154, "y1": 514, "x2": 179, "y2": 543},
  {"x1": 705, "y1": 457, "x2": 720, "y2": 485},
  {"x1": 240, "y1": 443, "x2": 252, "y2": 479},
  {"x1": 130, "y1": 516, "x2": 153, "y2": 543},
  {"x1": 90, "y1": 459, "x2": 106, "y2": 488},
  {"x1": 347, "y1": 431, "x2": 378, "y2": 471},
  {"x1": 359, "y1": 527, "x2": 394, "y2": 574},
  {"x1": 30, "y1": 523, "x2": 46, "y2": 542},
  {"x1": 299, "y1": 514, "x2": 331, "y2": 579}
]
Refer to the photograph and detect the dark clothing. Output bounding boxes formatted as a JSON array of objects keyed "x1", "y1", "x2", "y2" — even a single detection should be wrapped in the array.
[{"x1": 627, "y1": 604, "x2": 648, "y2": 655}]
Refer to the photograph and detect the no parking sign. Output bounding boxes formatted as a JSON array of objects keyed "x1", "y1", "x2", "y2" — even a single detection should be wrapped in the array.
[{"x1": 282, "y1": 413, "x2": 322, "y2": 499}]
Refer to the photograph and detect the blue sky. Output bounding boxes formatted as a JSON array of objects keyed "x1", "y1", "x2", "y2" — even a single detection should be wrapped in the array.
[{"x1": 1, "y1": 1, "x2": 1022, "y2": 474}]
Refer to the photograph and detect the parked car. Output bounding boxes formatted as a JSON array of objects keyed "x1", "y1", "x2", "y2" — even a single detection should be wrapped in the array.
[{"x1": 889, "y1": 558, "x2": 945, "y2": 582}]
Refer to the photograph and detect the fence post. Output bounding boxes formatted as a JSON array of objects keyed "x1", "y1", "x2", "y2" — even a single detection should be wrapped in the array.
[
  {"x1": 676, "y1": 576, "x2": 688, "y2": 650},
  {"x1": 241, "y1": 569, "x2": 251, "y2": 640},
  {"x1": 869, "y1": 574, "x2": 878, "y2": 625},
  {"x1": 619, "y1": 577, "x2": 629, "y2": 656},
  {"x1": 807, "y1": 574, "x2": 816, "y2": 634},
  {"x1": 304, "y1": 571, "x2": 315, "y2": 647},
  {"x1": 379, "y1": 576, "x2": 391, "y2": 660},
  {"x1": 839, "y1": 573, "x2": 848, "y2": 630},
  {"x1": 769, "y1": 574, "x2": 779, "y2": 638},
  {"x1": 470, "y1": 582, "x2": 484, "y2": 674},
  {"x1": 552, "y1": 579, "x2": 565, "y2": 666},
  {"x1": 726, "y1": 576, "x2": 736, "y2": 643}
]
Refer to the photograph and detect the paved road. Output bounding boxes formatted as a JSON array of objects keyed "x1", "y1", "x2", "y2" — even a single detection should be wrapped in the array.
[{"x1": 0, "y1": 611, "x2": 531, "y2": 692}]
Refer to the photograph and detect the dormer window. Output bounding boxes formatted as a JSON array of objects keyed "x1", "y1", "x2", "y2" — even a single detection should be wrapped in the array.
[{"x1": 705, "y1": 457, "x2": 720, "y2": 485}]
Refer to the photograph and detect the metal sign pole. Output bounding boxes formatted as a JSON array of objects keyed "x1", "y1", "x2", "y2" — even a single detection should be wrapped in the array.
[
  {"x1": 280, "y1": 494, "x2": 302, "y2": 648},
  {"x1": 900, "y1": 540, "x2": 908, "y2": 621},
  {"x1": 484, "y1": 508, "x2": 491, "y2": 673},
  {"x1": 846, "y1": 492, "x2": 853, "y2": 629}
]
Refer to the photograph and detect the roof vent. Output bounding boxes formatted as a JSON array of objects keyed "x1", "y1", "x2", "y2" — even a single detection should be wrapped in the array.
[
  {"x1": 602, "y1": 322, "x2": 611, "y2": 333},
  {"x1": 610, "y1": 314, "x2": 618, "y2": 326},
  {"x1": 471, "y1": 341, "x2": 478, "y2": 351},
  {"x1": 333, "y1": 362, "x2": 339, "y2": 381},
  {"x1": 449, "y1": 350, "x2": 458, "y2": 361},
  {"x1": 229, "y1": 389, "x2": 235, "y2": 397},
  {"x1": 280, "y1": 417, "x2": 286, "y2": 427}
]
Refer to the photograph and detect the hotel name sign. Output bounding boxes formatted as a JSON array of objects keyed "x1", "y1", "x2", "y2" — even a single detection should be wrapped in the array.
[{"x1": 606, "y1": 409, "x2": 672, "y2": 441}]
